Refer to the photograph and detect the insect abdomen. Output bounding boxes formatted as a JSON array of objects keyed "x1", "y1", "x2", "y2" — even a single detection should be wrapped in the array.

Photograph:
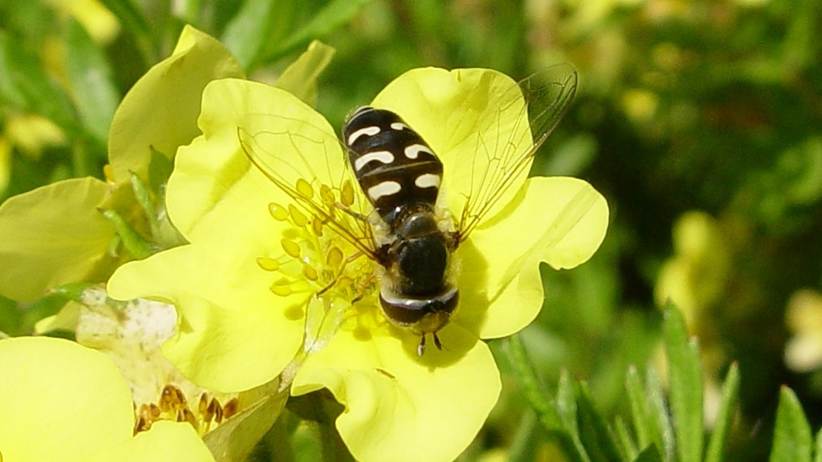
[{"x1": 343, "y1": 107, "x2": 443, "y2": 225}]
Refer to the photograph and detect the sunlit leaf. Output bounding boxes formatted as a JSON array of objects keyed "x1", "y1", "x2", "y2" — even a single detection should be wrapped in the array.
[
  {"x1": 662, "y1": 305, "x2": 703, "y2": 462},
  {"x1": 706, "y1": 364, "x2": 739, "y2": 462},
  {"x1": 274, "y1": 40, "x2": 335, "y2": 106},
  {"x1": 769, "y1": 387, "x2": 811, "y2": 462},
  {"x1": 65, "y1": 19, "x2": 120, "y2": 146}
]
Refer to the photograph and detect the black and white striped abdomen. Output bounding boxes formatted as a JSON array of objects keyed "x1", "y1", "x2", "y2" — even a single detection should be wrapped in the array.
[{"x1": 342, "y1": 107, "x2": 442, "y2": 225}]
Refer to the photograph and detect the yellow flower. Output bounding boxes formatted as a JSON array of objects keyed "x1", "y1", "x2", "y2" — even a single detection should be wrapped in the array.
[
  {"x1": 109, "y1": 68, "x2": 608, "y2": 461},
  {"x1": 785, "y1": 289, "x2": 822, "y2": 372},
  {"x1": 0, "y1": 336, "x2": 214, "y2": 462}
]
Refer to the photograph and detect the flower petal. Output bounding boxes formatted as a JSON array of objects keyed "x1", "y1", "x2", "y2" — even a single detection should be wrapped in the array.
[
  {"x1": 94, "y1": 421, "x2": 215, "y2": 462},
  {"x1": 372, "y1": 67, "x2": 531, "y2": 224},
  {"x1": 292, "y1": 324, "x2": 500, "y2": 462},
  {"x1": 108, "y1": 243, "x2": 304, "y2": 393},
  {"x1": 0, "y1": 177, "x2": 114, "y2": 301},
  {"x1": 168, "y1": 78, "x2": 343, "y2": 240},
  {"x1": 108, "y1": 26, "x2": 243, "y2": 183},
  {"x1": 454, "y1": 176, "x2": 609, "y2": 339},
  {"x1": 0, "y1": 337, "x2": 133, "y2": 462}
]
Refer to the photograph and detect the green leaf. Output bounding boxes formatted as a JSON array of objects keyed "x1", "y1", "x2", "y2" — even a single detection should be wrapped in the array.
[
  {"x1": 107, "y1": 25, "x2": 243, "y2": 183},
  {"x1": 274, "y1": 40, "x2": 336, "y2": 107},
  {"x1": 645, "y1": 368, "x2": 675, "y2": 462},
  {"x1": 509, "y1": 410, "x2": 540, "y2": 462},
  {"x1": 97, "y1": 0, "x2": 156, "y2": 64},
  {"x1": 204, "y1": 378, "x2": 289, "y2": 462},
  {"x1": 634, "y1": 445, "x2": 663, "y2": 462},
  {"x1": 662, "y1": 305, "x2": 704, "y2": 462},
  {"x1": 99, "y1": 208, "x2": 152, "y2": 259},
  {"x1": 769, "y1": 387, "x2": 812, "y2": 462},
  {"x1": 0, "y1": 178, "x2": 115, "y2": 302},
  {"x1": 221, "y1": 0, "x2": 291, "y2": 70},
  {"x1": 815, "y1": 427, "x2": 822, "y2": 462},
  {"x1": 706, "y1": 363, "x2": 740, "y2": 462},
  {"x1": 626, "y1": 366, "x2": 661, "y2": 454},
  {"x1": 576, "y1": 384, "x2": 622, "y2": 462},
  {"x1": 506, "y1": 335, "x2": 562, "y2": 431},
  {"x1": 557, "y1": 370, "x2": 590, "y2": 462},
  {"x1": 615, "y1": 416, "x2": 639, "y2": 461},
  {"x1": 261, "y1": 0, "x2": 371, "y2": 62},
  {"x1": 0, "y1": 32, "x2": 78, "y2": 135},
  {"x1": 65, "y1": 19, "x2": 120, "y2": 146}
]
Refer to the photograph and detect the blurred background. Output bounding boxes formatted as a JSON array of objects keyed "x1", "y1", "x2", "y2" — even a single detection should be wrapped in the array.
[{"x1": 0, "y1": 0, "x2": 820, "y2": 460}]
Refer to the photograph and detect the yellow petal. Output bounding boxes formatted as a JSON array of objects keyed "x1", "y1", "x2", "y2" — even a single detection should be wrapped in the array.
[
  {"x1": 372, "y1": 67, "x2": 531, "y2": 224},
  {"x1": 168, "y1": 78, "x2": 343, "y2": 240},
  {"x1": 108, "y1": 26, "x2": 243, "y2": 183},
  {"x1": 454, "y1": 176, "x2": 609, "y2": 339},
  {"x1": 292, "y1": 325, "x2": 500, "y2": 462},
  {"x1": 108, "y1": 244, "x2": 304, "y2": 393},
  {"x1": 0, "y1": 178, "x2": 114, "y2": 301},
  {"x1": 94, "y1": 421, "x2": 215, "y2": 462},
  {"x1": 0, "y1": 337, "x2": 133, "y2": 462}
]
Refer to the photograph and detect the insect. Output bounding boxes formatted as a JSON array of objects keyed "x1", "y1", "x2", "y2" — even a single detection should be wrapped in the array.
[{"x1": 238, "y1": 66, "x2": 577, "y2": 356}]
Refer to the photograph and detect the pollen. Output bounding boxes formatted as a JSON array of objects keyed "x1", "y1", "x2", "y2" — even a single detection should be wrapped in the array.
[{"x1": 134, "y1": 384, "x2": 239, "y2": 436}]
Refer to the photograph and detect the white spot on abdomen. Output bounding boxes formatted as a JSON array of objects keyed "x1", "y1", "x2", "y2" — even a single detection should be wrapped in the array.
[
  {"x1": 391, "y1": 122, "x2": 408, "y2": 131},
  {"x1": 347, "y1": 126, "x2": 380, "y2": 145},
  {"x1": 354, "y1": 151, "x2": 394, "y2": 171},
  {"x1": 404, "y1": 144, "x2": 432, "y2": 159},
  {"x1": 414, "y1": 173, "x2": 441, "y2": 189},
  {"x1": 368, "y1": 181, "x2": 402, "y2": 201}
]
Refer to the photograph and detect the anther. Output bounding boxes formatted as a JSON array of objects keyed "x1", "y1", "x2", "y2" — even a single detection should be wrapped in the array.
[
  {"x1": 281, "y1": 239, "x2": 301, "y2": 258},
  {"x1": 256, "y1": 257, "x2": 280, "y2": 271},
  {"x1": 268, "y1": 203, "x2": 289, "y2": 221},
  {"x1": 311, "y1": 218, "x2": 323, "y2": 237},
  {"x1": 327, "y1": 247, "x2": 343, "y2": 268},
  {"x1": 302, "y1": 265, "x2": 319, "y2": 281},
  {"x1": 223, "y1": 398, "x2": 239, "y2": 419},
  {"x1": 270, "y1": 279, "x2": 293, "y2": 296},
  {"x1": 341, "y1": 180, "x2": 355, "y2": 206},
  {"x1": 320, "y1": 184, "x2": 335, "y2": 206},
  {"x1": 288, "y1": 204, "x2": 308, "y2": 227},
  {"x1": 296, "y1": 179, "x2": 314, "y2": 199}
]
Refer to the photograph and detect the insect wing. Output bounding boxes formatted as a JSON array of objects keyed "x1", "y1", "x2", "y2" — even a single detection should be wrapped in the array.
[
  {"x1": 237, "y1": 112, "x2": 379, "y2": 260},
  {"x1": 455, "y1": 65, "x2": 578, "y2": 243}
]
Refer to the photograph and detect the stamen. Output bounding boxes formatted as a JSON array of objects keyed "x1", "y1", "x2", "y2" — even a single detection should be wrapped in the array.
[
  {"x1": 256, "y1": 257, "x2": 280, "y2": 271},
  {"x1": 281, "y1": 239, "x2": 301, "y2": 258},
  {"x1": 296, "y1": 179, "x2": 314, "y2": 199},
  {"x1": 133, "y1": 384, "x2": 238, "y2": 436},
  {"x1": 288, "y1": 204, "x2": 308, "y2": 227},
  {"x1": 270, "y1": 278, "x2": 293, "y2": 296},
  {"x1": 341, "y1": 180, "x2": 355, "y2": 206},
  {"x1": 302, "y1": 265, "x2": 319, "y2": 281},
  {"x1": 311, "y1": 218, "x2": 324, "y2": 236},
  {"x1": 268, "y1": 203, "x2": 289, "y2": 221},
  {"x1": 320, "y1": 184, "x2": 335, "y2": 206},
  {"x1": 327, "y1": 247, "x2": 343, "y2": 268}
]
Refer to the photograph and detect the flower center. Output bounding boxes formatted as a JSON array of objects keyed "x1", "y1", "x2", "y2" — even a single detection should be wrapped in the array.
[
  {"x1": 258, "y1": 179, "x2": 381, "y2": 350},
  {"x1": 134, "y1": 384, "x2": 239, "y2": 435}
]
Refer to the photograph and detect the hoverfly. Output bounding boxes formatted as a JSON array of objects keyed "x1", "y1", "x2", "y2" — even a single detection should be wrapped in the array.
[{"x1": 238, "y1": 66, "x2": 577, "y2": 356}]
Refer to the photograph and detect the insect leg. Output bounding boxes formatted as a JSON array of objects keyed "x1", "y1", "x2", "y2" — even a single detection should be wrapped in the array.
[
  {"x1": 316, "y1": 252, "x2": 366, "y2": 296},
  {"x1": 417, "y1": 335, "x2": 427, "y2": 357},
  {"x1": 433, "y1": 333, "x2": 443, "y2": 350}
]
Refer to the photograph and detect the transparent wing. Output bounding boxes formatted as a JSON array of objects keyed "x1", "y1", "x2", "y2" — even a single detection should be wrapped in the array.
[
  {"x1": 454, "y1": 64, "x2": 578, "y2": 244},
  {"x1": 236, "y1": 112, "x2": 380, "y2": 261}
]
